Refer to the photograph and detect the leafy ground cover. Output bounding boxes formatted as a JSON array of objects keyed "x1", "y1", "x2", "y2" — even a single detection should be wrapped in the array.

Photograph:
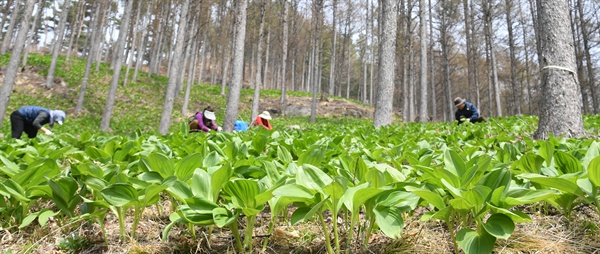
[{"x1": 1, "y1": 54, "x2": 600, "y2": 254}]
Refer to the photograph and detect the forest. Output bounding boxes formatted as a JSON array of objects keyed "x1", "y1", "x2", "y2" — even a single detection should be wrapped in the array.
[{"x1": 0, "y1": 0, "x2": 600, "y2": 253}]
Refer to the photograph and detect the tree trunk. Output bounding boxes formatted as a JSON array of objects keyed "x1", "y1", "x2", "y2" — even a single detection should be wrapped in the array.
[
  {"x1": 418, "y1": 0, "x2": 428, "y2": 122},
  {"x1": 505, "y1": 0, "x2": 521, "y2": 115},
  {"x1": 328, "y1": 0, "x2": 338, "y2": 96},
  {"x1": 533, "y1": 0, "x2": 586, "y2": 139},
  {"x1": 310, "y1": 0, "x2": 323, "y2": 124},
  {"x1": 44, "y1": 0, "x2": 70, "y2": 88},
  {"x1": 576, "y1": 0, "x2": 598, "y2": 114},
  {"x1": 373, "y1": 0, "x2": 398, "y2": 127},
  {"x1": 280, "y1": 0, "x2": 290, "y2": 111},
  {"x1": 75, "y1": 0, "x2": 103, "y2": 114},
  {"x1": 100, "y1": 0, "x2": 135, "y2": 131},
  {"x1": 428, "y1": 0, "x2": 436, "y2": 121},
  {"x1": 223, "y1": 0, "x2": 248, "y2": 132},
  {"x1": 0, "y1": 0, "x2": 35, "y2": 128},
  {"x1": 483, "y1": 0, "x2": 502, "y2": 117},
  {"x1": 22, "y1": 0, "x2": 43, "y2": 66},
  {"x1": 157, "y1": 0, "x2": 190, "y2": 134},
  {"x1": 0, "y1": 0, "x2": 19, "y2": 54},
  {"x1": 251, "y1": 0, "x2": 266, "y2": 123},
  {"x1": 66, "y1": 0, "x2": 85, "y2": 61},
  {"x1": 263, "y1": 26, "x2": 271, "y2": 90}
]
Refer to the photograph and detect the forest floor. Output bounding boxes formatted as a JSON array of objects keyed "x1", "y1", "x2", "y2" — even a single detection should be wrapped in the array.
[{"x1": 1, "y1": 201, "x2": 599, "y2": 254}]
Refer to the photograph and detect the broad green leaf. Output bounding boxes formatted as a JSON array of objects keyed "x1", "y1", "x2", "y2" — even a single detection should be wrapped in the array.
[
  {"x1": 177, "y1": 205, "x2": 215, "y2": 225},
  {"x1": 14, "y1": 159, "x2": 60, "y2": 188},
  {"x1": 444, "y1": 150, "x2": 466, "y2": 178},
  {"x1": 456, "y1": 228, "x2": 495, "y2": 254},
  {"x1": 482, "y1": 213, "x2": 514, "y2": 239},
  {"x1": 203, "y1": 151, "x2": 222, "y2": 168},
  {"x1": 587, "y1": 156, "x2": 600, "y2": 187},
  {"x1": 213, "y1": 207, "x2": 237, "y2": 227},
  {"x1": 582, "y1": 142, "x2": 600, "y2": 169},
  {"x1": 298, "y1": 145, "x2": 325, "y2": 167},
  {"x1": 377, "y1": 191, "x2": 420, "y2": 212},
  {"x1": 273, "y1": 184, "x2": 316, "y2": 199},
  {"x1": 291, "y1": 198, "x2": 327, "y2": 225},
  {"x1": 449, "y1": 197, "x2": 472, "y2": 211},
  {"x1": 191, "y1": 169, "x2": 212, "y2": 199},
  {"x1": 488, "y1": 205, "x2": 532, "y2": 223},
  {"x1": 210, "y1": 164, "x2": 232, "y2": 201},
  {"x1": 1, "y1": 179, "x2": 30, "y2": 202},
  {"x1": 373, "y1": 206, "x2": 404, "y2": 238},
  {"x1": 517, "y1": 153, "x2": 544, "y2": 174},
  {"x1": 85, "y1": 147, "x2": 112, "y2": 163},
  {"x1": 224, "y1": 179, "x2": 264, "y2": 216},
  {"x1": 19, "y1": 212, "x2": 38, "y2": 229},
  {"x1": 140, "y1": 184, "x2": 167, "y2": 206},
  {"x1": 502, "y1": 189, "x2": 558, "y2": 206},
  {"x1": 142, "y1": 152, "x2": 175, "y2": 178},
  {"x1": 323, "y1": 179, "x2": 346, "y2": 213},
  {"x1": 38, "y1": 210, "x2": 58, "y2": 227},
  {"x1": 277, "y1": 146, "x2": 293, "y2": 165},
  {"x1": 554, "y1": 151, "x2": 582, "y2": 174},
  {"x1": 539, "y1": 140, "x2": 554, "y2": 167},
  {"x1": 175, "y1": 153, "x2": 204, "y2": 181},
  {"x1": 520, "y1": 174, "x2": 585, "y2": 197},
  {"x1": 47, "y1": 176, "x2": 81, "y2": 216},
  {"x1": 405, "y1": 187, "x2": 446, "y2": 210},
  {"x1": 478, "y1": 168, "x2": 512, "y2": 192},
  {"x1": 166, "y1": 180, "x2": 194, "y2": 202},
  {"x1": 101, "y1": 183, "x2": 138, "y2": 207},
  {"x1": 251, "y1": 134, "x2": 269, "y2": 155},
  {"x1": 0, "y1": 154, "x2": 20, "y2": 177},
  {"x1": 297, "y1": 164, "x2": 333, "y2": 190}
]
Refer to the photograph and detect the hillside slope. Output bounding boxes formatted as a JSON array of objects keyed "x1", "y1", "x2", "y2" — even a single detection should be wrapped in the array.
[{"x1": 0, "y1": 54, "x2": 374, "y2": 135}]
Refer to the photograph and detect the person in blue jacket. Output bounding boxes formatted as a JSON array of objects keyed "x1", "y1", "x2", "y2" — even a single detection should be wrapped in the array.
[
  {"x1": 454, "y1": 97, "x2": 485, "y2": 125},
  {"x1": 10, "y1": 106, "x2": 66, "y2": 138}
]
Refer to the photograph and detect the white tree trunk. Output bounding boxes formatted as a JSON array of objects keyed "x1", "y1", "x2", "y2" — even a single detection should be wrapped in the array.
[
  {"x1": 223, "y1": 0, "x2": 249, "y2": 132},
  {"x1": 0, "y1": 0, "x2": 36, "y2": 128},
  {"x1": 534, "y1": 0, "x2": 586, "y2": 139},
  {"x1": 157, "y1": 0, "x2": 190, "y2": 134},
  {"x1": 373, "y1": 0, "x2": 398, "y2": 127}
]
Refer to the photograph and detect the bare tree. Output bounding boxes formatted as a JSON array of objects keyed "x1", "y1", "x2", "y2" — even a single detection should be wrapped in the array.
[
  {"x1": 0, "y1": 0, "x2": 20, "y2": 54},
  {"x1": 482, "y1": 0, "x2": 502, "y2": 117},
  {"x1": 280, "y1": 0, "x2": 290, "y2": 111},
  {"x1": 373, "y1": 0, "x2": 397, "y2": 127},
  {"x1": 534, "y1": 0, "x2": 586, "y2": 139},
  {"x1": 76, "y1": 0, "x2": 104, "y2": 114},
  {"x1": 576, "y1": 0, "x2": 598, "y2": 114},
  {"x1": 251, "y1": 0, "x2": 266, "y2": 122},
  {"x1": 310, "y1": 0, "x2": 323, "y2": 124},
  {"x1": 223, "y1": 0, "x2": 249, "y2": 132},
  {"x1": 157, "y1": 0, "x2": 190, "y2": 134},
  {"x1": 100, "y1": 0, "x2": 135, "y2": 131},
  {"x1": 328, "y1": 0, "x2": 338, "y2": 96},
  {"x1": 0, "y1": 0, "x2": 36, "y2": 128},
  {"x1": 44, "y1": 0, "x2": 71, "y2": 89},
  {"x1": 418, "y1": 0, "x2": 428, "y2": 122}
]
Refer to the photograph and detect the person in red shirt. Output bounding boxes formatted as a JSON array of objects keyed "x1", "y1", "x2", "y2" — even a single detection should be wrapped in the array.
[{"x1": 252, "y1": 111, "x2": 272, "y2": 130}]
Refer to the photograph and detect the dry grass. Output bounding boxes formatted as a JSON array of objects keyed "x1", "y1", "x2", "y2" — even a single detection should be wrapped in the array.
[{"x1": 1, "y1": 202, "x2": 599, "y2": 254}]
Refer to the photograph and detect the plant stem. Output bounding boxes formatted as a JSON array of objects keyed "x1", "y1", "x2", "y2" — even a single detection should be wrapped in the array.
[
  {"x1": 332, "y1": 210, "x2": 340, "y2": 254},
  {"x1": 346, "y1": 214, "x2": 355, "y2": 254},
  {"x1": 319, "y1": 212, "x2": 334, "y2": 254},
  {"x1": 230, "y1": 220, "x2": 244, "y2": 252},
  {"x1": 117, "y1": 207, "x2": 126, "y2": 241},
  {"x1": 261, "y1": 215, "x2": 276, "y2": 252},
  {"x1": 130, "y1": 206, "x2": 142, "y2": 240},
  {"x1": 244, "y1": 215, "x2": 256, "y2": 253},
  {"x1": 362, "y1": 217, "x2": 375, "y2": 251}
]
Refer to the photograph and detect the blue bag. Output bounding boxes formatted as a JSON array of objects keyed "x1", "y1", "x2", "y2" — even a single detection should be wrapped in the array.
[{"x1": 234, "y1": 120, "x2": 249, "y2": 132}]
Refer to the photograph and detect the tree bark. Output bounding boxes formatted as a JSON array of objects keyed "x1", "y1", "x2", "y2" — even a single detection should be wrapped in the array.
[
  {"x1": 76, "y1": 0, "x2": 103, "y2": 114},
  {"x1": 418, "y1": 0, "x2": 428, "y2": 122},
  {"x1": 100, "y1": 0, "x2": 135, "y2": 131},
  {"x1": 223, "y1": 0, "x2": 248, "y2": 132},
  {"x1": 0, "y1": 0, "x2": 35, "y2": 128},
  {"x1": 328, "y1": 0, "x2": 338, "y2": 96},
  {"x1": 534, "y1": 0, "x2": 586, "y2": 139},
  {"x1": 251, "y1": 0, "x2": 266, "y2": 123},
  {"x1": 44, "y1": 0, "x2": 71, "y2": 88},
  {"x1": 373, "y1": 0, "x2": 398, "y2": 127},
  {"x1": 280, "y1": 0, "x2": 290, "y2": 110}
]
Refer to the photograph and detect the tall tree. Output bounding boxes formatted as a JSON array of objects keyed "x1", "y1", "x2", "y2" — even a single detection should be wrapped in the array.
[
  {"x1": 534, "y1": 0, "x2": 586, "y2": 139},
  {"x1": 310, "y1": 0, "x2": 323, "y2": 124},
  {"x1": 0, "y1": 0, "x2": 36, "y2": 128},
  {"x1": 280, "y1": 0, "x2": 290, "y2": 109},
  {"x1": 373, "y1": 0, "x2": 397, "y2": 127},
  {"x1": 157, "y1": 0, "x2": 190, "y2": 134},
  {"x1": 76, "y1": 0, "x2": 104, "y2": 114},
  {"x1": 482, "y1": 0, "x2": 502, "y2": 117},
  {"x1": 576, "y1": 0, "x2": 598, "y2": 114},
  {"x1": 44, "y1": 0, "x2": 71, "y2": 88},
  {"x1": 223, "y1": 0, "x2": 248, "y2": 132},
  {"x1": 505, "y1": 0, "x2": 521, "y2": 115},
  {"x1": 251, "y1": 0, "x2": 266, "y2": 123},
  {"x1": 100, "y1": 0, "x2": 135, "y2": 131},
  {"x1": 418, "y1": 0, "x2": 428, "y2": 122},
  {"x1": 328, "y1": 0, "x2": 338, "y2": 96},
  {"x1": 0, "y1": 0, "x2": 19, "y2": 54}
]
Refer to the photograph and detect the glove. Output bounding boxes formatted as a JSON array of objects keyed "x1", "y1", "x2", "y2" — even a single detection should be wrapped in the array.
[
  {"x1": 217, "y1": 126, "x2": 223, "y2": 131},
  {"x1": 44, "y1": 129, "x2": 53, "y2": 135}
]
